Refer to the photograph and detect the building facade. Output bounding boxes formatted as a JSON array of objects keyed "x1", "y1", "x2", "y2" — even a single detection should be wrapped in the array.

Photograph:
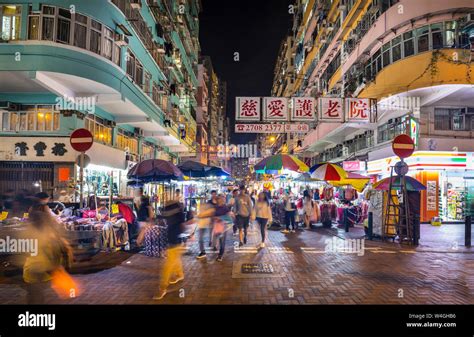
[
  {"x1": 281, "y1": 0, "x2": 474, "y2": 222},
  {"x1": 0, "y1": 0, "x2": 201, "y2": 198}
]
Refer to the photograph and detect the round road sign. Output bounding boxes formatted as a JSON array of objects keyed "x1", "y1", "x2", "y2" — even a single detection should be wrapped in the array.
[
  {"x1": 392, "y1": 134, "x2": 415, "y2": 159},
  {"x1": 70, "y1": 128, "x2": 93, "y2": 152}
]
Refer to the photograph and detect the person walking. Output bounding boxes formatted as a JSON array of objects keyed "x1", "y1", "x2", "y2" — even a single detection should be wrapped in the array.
[
  {"x1": 227, "y1": 189, "x2": 239, "y2": 236},
  {"x1": 235, "y1": 185, "x2": 253, "y2": 246},
  {"x1": 253, "y1": 192, "x2": 272, "y2": 248},
  {"x1": 23, "y1": 210, "x2": 73, "y2": 304},
  {"x1": 136, "y1": 196, "x2": 155, "y2": 245},
  {"x1": 303, "y1": 193, "x2": 314, "y2": 229},
  {"x1": 195, "y1": 201, "x2": 215, "y2": 259},
  {"x1": 153, "y1": 200, "x2": 188, "y2": 300},
  {"x1": 207, "y1": 190, "x2": 218, "y2": 248},
  {"x1": 282, "y1": 189, "x2": 296, "y2": 233},
  {"x1": 213, "y1": 194, "x2": 233, "y2": 262}
]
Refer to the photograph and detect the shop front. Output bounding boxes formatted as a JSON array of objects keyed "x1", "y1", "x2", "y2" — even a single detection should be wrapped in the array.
[
  {"x1": 81, "y1": 142, "x2": 130, "y2": 200},
  {"x1": 367, "y1": 151, "x2": 474, "y2": 222},
  {"x1": 0, "y1": 136, "x2": 76, "y2": 198}
]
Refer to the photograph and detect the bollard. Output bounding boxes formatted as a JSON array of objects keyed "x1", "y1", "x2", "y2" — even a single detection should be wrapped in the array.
[
  {"x1": 344, "y1": 208, "x2": 349, "y2": 232},
  {"x1": 465, "y1": 215, "x2": 471, "y2": 247},
  {"x1": 368, "y1": 212, "x2": 373, "y2": 240}
]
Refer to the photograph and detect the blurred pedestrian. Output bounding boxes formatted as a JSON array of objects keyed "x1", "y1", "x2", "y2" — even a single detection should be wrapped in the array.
[
  {"x1": 196, "y1": 201, "x2": 215, "y2": 259},
  {"x1": 153, "y1": 200, "x2": 188, "y2": 300},
  {"x1": 303, "y1": 193, "x2": 314, "y2": 229},
  {"x1": 136, "y1": 196, "x2": 155, "y2": 245},
  {"x1": 213, "y1": 194, "x2": 233, "y2": 262},
  {"x1": 227, "y1": 189, "x2": 239, "y2": 236},
  {"x1": 23, "y1": 210, "x2": 73, "y2": 304},
  {"x1": 253, "y1": 192, "x2": 272, "y2": 248},
  {"x1": 235, "y1": 185, "x2": 252, "y2": 246},
  {"x1": 282, "y1": 188, "x2": 297, "y2": 233}
]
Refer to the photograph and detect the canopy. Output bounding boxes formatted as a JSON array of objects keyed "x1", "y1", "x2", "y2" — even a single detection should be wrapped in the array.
[
  {"x1": 328, "y1": 172, "x2": 370, "y2": 192},
  {"x1": 373, "y1": 176, "x2": 426, "y2": 191},
  {"x1": 206, "y1": 166, "x2": 230, "y2": 177},
  {"x1": 254, "y1": 154, "x2": 309, "y2": 174},
  {"x1": 127, "y1": 159, "x2": 183, "y2": 182},
  {"x1": 178, "y1": 160, "x2": 211, "y2": 178},
  {"x1": 310, "y1": 163, "x2": 347, "y2": 181}
]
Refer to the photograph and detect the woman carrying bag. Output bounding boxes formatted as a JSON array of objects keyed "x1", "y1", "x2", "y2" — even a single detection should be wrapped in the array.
[{"x1": 252, "y1": 192, "x2": 273, "y2": 248}]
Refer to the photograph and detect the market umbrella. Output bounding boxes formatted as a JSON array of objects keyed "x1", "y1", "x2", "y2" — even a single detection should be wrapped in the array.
[
  {"x1": 328, "y1": 172, "x2": 370, "y2": 192},
  {"x1": 206, "y1": 166, "x2": 230, "y2": 177},
  {"x1": 373, "y1": 176, "x2": 426, "y2": 191},
  {"x1": 127, "y1": 159, "x2": 183, "y2": 182},
  {"x1": 178, "y1": 160, "x2": 211, "y2": 178},
  {"x1": 254, "y1": 154, "x2": 309, "y2": 174},
  {"x1": 310, "y1": 163, "x2": 348, "y2": 181}
]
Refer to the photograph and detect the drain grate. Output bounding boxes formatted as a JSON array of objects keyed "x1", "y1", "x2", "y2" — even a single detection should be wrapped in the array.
[{"x1": 241, "y1": 263, "x2": 274, "y2": 274}]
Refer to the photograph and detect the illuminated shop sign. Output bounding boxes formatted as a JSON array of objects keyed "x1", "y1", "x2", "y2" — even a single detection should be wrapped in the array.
[{"x1": 367, "y1": 151, "x2": 473, "y2": 175}]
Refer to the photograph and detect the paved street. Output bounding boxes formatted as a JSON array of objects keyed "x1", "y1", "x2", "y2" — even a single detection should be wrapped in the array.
[{"x1": 1, "y1": 224, "x2": 473, "y2": 305}]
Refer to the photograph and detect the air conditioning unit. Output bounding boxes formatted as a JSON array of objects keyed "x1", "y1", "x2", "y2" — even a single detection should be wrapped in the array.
[
  {"x1": 115, "y1": 33, "x2": 129, "y2": 47},
  {"x1": 130, "y1": 0, "x2": 142, "y2": 10},
  {"x1": 0, "y1": 101, "x2": 19, "y2": 110},
  {"x1": 134, "y1": 127, "x2": 144, "y2": 137}
]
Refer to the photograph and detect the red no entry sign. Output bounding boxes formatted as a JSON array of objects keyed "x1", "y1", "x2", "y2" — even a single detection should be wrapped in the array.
[
  {"x1": 70, "y1": 128, "x2": 94, "y2": 152},
  {"x1": 392, "y1": 134, "x2": 415, "y2": 158}
]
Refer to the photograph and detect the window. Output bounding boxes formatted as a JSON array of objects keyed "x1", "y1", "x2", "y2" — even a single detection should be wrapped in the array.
[
  {"x1": 126, "y1": 51, "x2": 136, "y2": 79},
  {"x1": 85, "y1": 115, "x2": 112, "y2": 145},
  {"x1": 117, "y1": 129, "x2": 138, "y2": 154},
  {"x1": 431, "y1": 23, "x2": 443, "y2": 49},
  {"x1": 143, "y1": 71, "x2": 151, "y2": 96},
  {"x1": 0, "y1": 5, "x2": 21, "y2": 41},
  {"x1": 434, "y1": 108, "x2": 469, "y2": 131},
  {"x1": 90, "y1": 19, "x2": 102, "y2": 54},
  {"x1": 41, "y1": 5, "x2": 55, "y2": 41},
  {"x1": 141, "y1": 143, "x2": 154, "y2": 160},
  {"x1": 444, "y1": 21, "x2": 457, "y2": 47},
  {"x1": 113, "y1": 43, "x2": 121, "y2": 66},
  {"x1": 1, "y1": 105, "x2": 60, "y2": 132},
  {"x1": 135, "y1": 61, "x2": 143, "y2": 86},
  {"x1": 74, "y1": 13, "x2": 87, "y2": 49},
  {"x1": 56, "y1": 8, "x2": 71, "y2": 44},
  {"x1": 28, "y1": 14, "x2": 39, "y2": 40},
  {"x1": 103, "y1": 27, "x2": 114, "y2": 61},
  {"x1": 391, "y1": 36, "x2": 401, "y2": 63},
  {"x1": 382, "y1": 42, "x2": 391, "y2": 67},
  {"x1": 417, "y1": 25, "x2": 429, "y2": 53},
  {"x1": 403, "y1": 31, "x2": 415, "y2": 57}
]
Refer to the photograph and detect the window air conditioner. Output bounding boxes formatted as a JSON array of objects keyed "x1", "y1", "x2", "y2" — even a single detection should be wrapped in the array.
[{"x1": 130, "y1": 0, "x2": 142, "y2": 10}]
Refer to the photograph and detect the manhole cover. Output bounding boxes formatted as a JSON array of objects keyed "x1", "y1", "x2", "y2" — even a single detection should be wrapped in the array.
[
  {"x1": 232, "y1": 260, "x2": 282, "y2": 278},
  {"x1": 241, "y1": 263, "x2": 274, "y2": 274}
]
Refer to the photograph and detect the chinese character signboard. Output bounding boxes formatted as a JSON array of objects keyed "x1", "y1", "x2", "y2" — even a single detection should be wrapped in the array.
[
  {"x1": 263, "y1": 97, "x2": 288, "y2": 121},
  {"x1": 345, "y1": 98, "x2": 371, "y2": 122},
  {"x1": 236, "y1": 97, "x2": 261, "y2": 121},
  {"x1": 291, "y1": 97, "x2": 316, "y2": 121},
  {"x1": 318, "y1": 98, "x2": 343, "y2": 122}
]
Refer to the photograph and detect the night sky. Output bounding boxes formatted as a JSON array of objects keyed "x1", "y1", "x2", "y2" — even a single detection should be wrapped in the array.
[{"x1": 199, "y1": 0, "x2": 293, "y2": 143}]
